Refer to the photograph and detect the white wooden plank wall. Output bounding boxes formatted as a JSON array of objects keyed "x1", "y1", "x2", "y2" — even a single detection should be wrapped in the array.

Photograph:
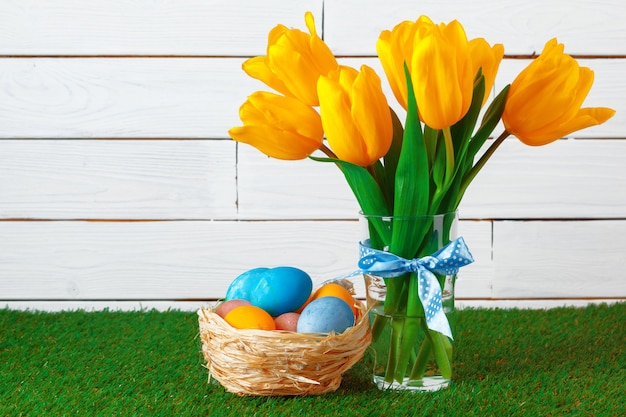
[{"x1": 0, "y1": 0, "x2": 624, "y2": 311}]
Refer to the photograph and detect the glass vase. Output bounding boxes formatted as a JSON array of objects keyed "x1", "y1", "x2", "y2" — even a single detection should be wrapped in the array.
[{"x1": 361, "y1": 211, "x2": 458, "y2": 392}]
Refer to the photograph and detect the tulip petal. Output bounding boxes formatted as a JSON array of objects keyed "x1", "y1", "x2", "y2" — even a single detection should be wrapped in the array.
[
  {"x1": 520, "y1": 107, "x2": 616, "y2": 146},
  {"x1": 377, "y1": 22, "x2": 414, "y2": 110},
  {"x1": 376, "y1": 30, "x2": 407, "y2": 109},
  {"x1": 469, "y1": 38, "x2": 504, "y2": 106},
  {"x1": 229, "y1": 125, "x2": 320, "y2": 160},
  {"x1": 242, "y1": 56, "x2": 291, "y2": 98},
  {"x1": 318, "y1": 65, "x2": 393, "y2": 167},
  {"x1": 231, "y1": 91, "x2": 324, "y2": 159},
  {"x1": 246, "y1": 92, "x2": 324, "y2": 140},
  {"x1": 503, "y1": 38, "x2": 614, "y2": 145},
  {"x1": 412, "y1": 22, "x2": 473, "y2": 129},
  {"x1": 269, "y1": 44, "x2": 319, "y2": 106},
  {"x1": 318, "y1": 75, "x2": 367, "y2": 165},
  {"x1": 305, "y1": 11, "x2": 318, "y2": 37},
  {"x1": 242, "y1": 12, "x2": 338, "y2": 106},
  {"x1": 351, "y1": 65, "x2": 393, "y2": 164}
]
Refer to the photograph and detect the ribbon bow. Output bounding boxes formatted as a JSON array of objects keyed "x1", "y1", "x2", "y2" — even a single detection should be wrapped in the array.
[{"x1": 359, "y1": 237, "x2": 474, "y2": 339}]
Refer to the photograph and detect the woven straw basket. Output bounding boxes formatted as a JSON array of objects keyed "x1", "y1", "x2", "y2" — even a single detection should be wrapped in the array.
[{"x1": 198, "y1": 297, "x2": 371, "y2": 396}]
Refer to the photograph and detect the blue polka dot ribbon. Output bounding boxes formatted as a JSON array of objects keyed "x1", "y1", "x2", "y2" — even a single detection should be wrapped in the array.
[{"x1": 359, "y1": 237, "x2": 474, "y2": 339}]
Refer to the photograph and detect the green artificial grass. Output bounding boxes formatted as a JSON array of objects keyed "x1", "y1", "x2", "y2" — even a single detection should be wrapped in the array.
[{"x1": 1, "y1": 303, "x2": 624, "y2": 417}]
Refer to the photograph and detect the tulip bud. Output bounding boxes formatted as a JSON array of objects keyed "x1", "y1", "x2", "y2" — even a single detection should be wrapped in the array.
[
  {"x1": 229, "y1": 92, "x2": 324, "y2": 160},
  {"x1": 318, "y1": 65, "x2": 393, "y2": 167},
  {"x1": 503, "y1": 38, "x2": 615, "y2": 145},
  {"x1": 242, "y1": 12, "x2": 338, "y2": 107}
]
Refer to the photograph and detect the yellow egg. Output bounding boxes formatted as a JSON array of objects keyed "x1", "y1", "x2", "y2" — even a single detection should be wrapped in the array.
[
  {"x1": 312, "y1": 283, "x2": 357, "y2": 315},
  {"x1": 224, "y1": 305, "x2": 276, "y2": 330}
]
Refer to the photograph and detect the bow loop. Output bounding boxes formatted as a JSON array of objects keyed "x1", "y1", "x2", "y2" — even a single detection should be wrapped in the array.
[{"x1": 359, "y1": 237, "x2": 474, "y2": 339}]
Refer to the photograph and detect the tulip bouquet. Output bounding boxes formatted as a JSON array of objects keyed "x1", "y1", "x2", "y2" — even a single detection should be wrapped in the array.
[{"x1": 229, "y1": 12, "x2": 614, "y2": 389}]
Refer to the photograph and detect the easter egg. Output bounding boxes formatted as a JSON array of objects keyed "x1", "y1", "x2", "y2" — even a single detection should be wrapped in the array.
[
  {"x1": 223, "y1": 305, "x2": 276, "y2": 330},
  {"x1": 312, "y1": 282, "x2": 356, "y2": 315},
  {"x1": 225, "y1": 267, "x2": 269, "y2": 301},
  {"x1": 296, "y1": 296, "x2": 355, "y2": 334},
  {"x1": 250, "y1": 266, "x2": 312, "y2": 316},
  {"x1": 224, "y1": 266, "x2": 312, "y2": 316},
  {"x1": 215, "y1": 299, "x2": 251, "y2": 318},
  {"x1": 296, "y1": 293, "x2": 314, "y2": 313},
  {"x1": 274, "y1": 312, "x2": 300, "y2": 331}
]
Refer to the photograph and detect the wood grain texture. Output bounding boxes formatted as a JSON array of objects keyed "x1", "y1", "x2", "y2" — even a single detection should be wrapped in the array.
[
  {"x1": 2, "y1": 0, "x2": 623, "y2": 56},
  {"x1": 1, "y1": 138, "x2": 623, "y2": 221},
  {"x1": 1, "y1": 2, "x2": 625, "y2": 307},
  {"x1": 0, "y1": 220, "x2": 492, "y2": 300},
  {"x1": 0, "y1": 0, "x2": 323, "y2": 56},
  {"x1": 0, "y1": 58, "x2": 623, "y2": 139},
  {"x1": 324, "y1": 0, "x2": 626, "y2": 56},
  {"x1": 493, "y1": 220, "x2": 626, "y2": 298},
  {"x1": 0, "y1": 58, "x2": 254, "y2": 138},
  {"x1": 237, "y1": 139, "x2": 626, "y2": 220},
  {"x1": 0, "y1": 139, "x2": 237, "y2": 219},
  {"x1": 460, "y1": 139, "x2": 626, "y2": 219}
]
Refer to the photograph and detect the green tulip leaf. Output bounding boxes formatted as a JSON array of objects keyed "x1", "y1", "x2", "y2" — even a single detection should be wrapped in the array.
[
  {"x1": 451, "y1": 74, "x2": 485, "y2": 160},
  {"x1": 382, "y1": 108, "x2": 405, "y2": 206},
  {"x1": 468, "y1": 84, "x2": 510, "y2": 162},
  {"x1": 390, "y1": 64, "x2": 429, "y2": 258}
]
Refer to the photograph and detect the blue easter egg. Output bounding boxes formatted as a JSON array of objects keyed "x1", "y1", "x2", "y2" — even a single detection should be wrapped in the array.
[
  {"x1": 249, "y1": 266, "x2": 312, "y2": 316},
  {"x1": 296, "y1": 296, "x2": 355, "y2": 334},
  {"x1": 225, "y1": 266, "x2": 313, "y2": 317},
  {"x1": 225, "y1": 267, "x2": 269, "y2": 301}
]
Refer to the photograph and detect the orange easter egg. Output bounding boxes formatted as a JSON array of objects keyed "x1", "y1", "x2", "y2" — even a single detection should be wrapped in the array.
[
  {"x1": 312, "y1": 283, "x2": 356, "y2": 315},
  {"x1": 224, "y1": 305, "x2": 276, "y2": 330}
]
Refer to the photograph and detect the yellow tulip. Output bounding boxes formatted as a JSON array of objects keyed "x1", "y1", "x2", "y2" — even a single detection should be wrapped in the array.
[
  {"x1": 242, "y1": 12, "x2": 338, "y2": 106},
  {"x1": 317, "y1": 65, "x2": 393, "y2": 167},
  {"x1": 377, "y1": 20, "x2": 413, "y2": 110},
  {"x1": 376, "y1": 16, "x2": 435, "y2": 110},
  {"x1": 377, "y1": 16, "x2": 474, "y2": 129},
  {"x1": 228, "y1": 91, "x2": 324, "y2": 160},
  {"x1": 469, "y1": 38, "x2": 504, "y2": 106},
  {"x1": 503, "y1": 38, "x2": 615, "y2": 145},
  {"x1": 411, "y1": 20, "x2": 474, "y2": 129}
]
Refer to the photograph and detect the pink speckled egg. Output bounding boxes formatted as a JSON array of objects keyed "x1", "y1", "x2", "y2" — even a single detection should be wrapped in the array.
[
  {"x1": 274, "y1": 312, "x2": 300, "y2": 331},
  {"x1": 215, "y1": 299, "x2": 251, "y2": 318}
]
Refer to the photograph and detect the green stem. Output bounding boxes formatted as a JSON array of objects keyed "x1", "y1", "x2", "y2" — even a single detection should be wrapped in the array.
[
  {"x1": 384, "y1": 316, "x2": 405, "y2": 383},
  {"x1": 383, "y1": 277, "x2": 403, "y2": 314},
  {"x1": 370, "y1": 312, "x2": 388, "y2": 343},
  {"x1": 319, "y1": 143, "x2": 337, "y2": 159},
  {"x1": 393, "y1": 273, "x2": 423, "y2": 382},
  {"x1": 430, "y1": 331, "x2": 452, "y2": 379},
  {"x1": 457, "y1": 130, "x2": 510, "y2": 204},
  {"x1": 409, "y1": 319, "x2": 433, "y2": 380},
  {"x1": 442, "y1": 333, "x2": 454, "y2": 365},
  {"x1": 382, "y1": 275, "x2": 407, "y2": 382},
  {"x1": 442, "y1": 126, "x2": 455, "y2": 188}
]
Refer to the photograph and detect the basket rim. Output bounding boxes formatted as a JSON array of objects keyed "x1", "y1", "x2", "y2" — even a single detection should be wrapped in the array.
[{"x1": 198, "y1": 297, "x2": 368, "y2": 340}]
